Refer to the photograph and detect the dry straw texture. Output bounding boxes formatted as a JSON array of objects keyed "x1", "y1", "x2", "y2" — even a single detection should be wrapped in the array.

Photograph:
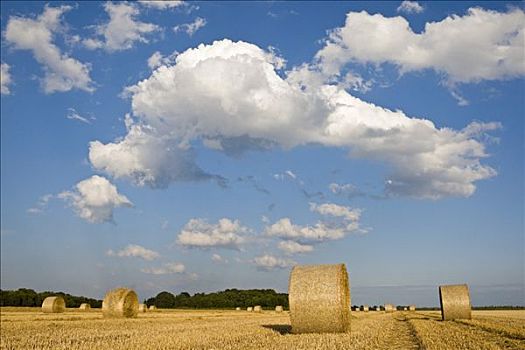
[
  {"x1": 409, "y1": 305, "x2": 416, "y2": 311},
  {"x1": 254, "y1": 306, "x2": 262, "y2": 313},
  {"x1": 139, "y1": 304, "x2": 147, "y2": 313},
  {"x1": 79, "y1": 303, "x2": 91, "y2": 311},
  {"x1": 41, "y1": 296, "x2": 66, "y2": 313},
  {"x1": 102, "y1": 288, "x2": 139, "y2": 318},
  {"x1": 275, "y1": 305, "x2": 283, "y2": 313},
  {"x1": 439, "y1": 284, "x2": 472, "y2": 320},
  {"x1": 247, "y1": 307, "x2": 253, "y2": 312},
  {"x1": 289, "y1": 263, "x2": 350, "y2": 334},
  {"x1": 149, "y1": 305, "x2": 157, "y2": 311}
]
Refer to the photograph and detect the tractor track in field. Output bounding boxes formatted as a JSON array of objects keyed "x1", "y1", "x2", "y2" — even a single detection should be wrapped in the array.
[{"x1": 453, "y1": 319, "x2": 525, "y2": 341}]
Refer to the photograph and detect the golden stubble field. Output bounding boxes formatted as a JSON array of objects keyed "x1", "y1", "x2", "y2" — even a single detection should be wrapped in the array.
[{"x1": 1, "y1": 308, "x2": 524, "y2": 350}]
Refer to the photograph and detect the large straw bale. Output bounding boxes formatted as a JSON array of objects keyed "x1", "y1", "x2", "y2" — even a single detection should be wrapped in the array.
[
  {"x1": 139, "y1": 304, "x2": 147, "y2": 312},
  {"x1": 79, "y1": 303, "x2": 91, "y2": 311},
  {"x1": 102, "y1": 288, "x2": 139, "y2": 318},
  {"x1": 289, "y1": 263, "x2": 350, "y2": 334},
  {"x1": 439, "y1": 284, "x2": 471, "y2": 320},
  {"x1": 275, "y1": 305, "x2": 283, "y2": 312},
  {"x1": 42, "y1": 296, "x2": 66, "y2": 313}
]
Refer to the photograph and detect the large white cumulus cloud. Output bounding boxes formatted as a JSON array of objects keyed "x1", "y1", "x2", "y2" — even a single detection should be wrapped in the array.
[{"x1": 89, "y1": 39, "x2": 499, "y2": 198}]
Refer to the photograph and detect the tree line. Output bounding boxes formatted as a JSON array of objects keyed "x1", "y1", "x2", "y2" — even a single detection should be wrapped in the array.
[
  {"x1": 0, "y1": 288, "x2": 289, "y2": 309},
  {"x1": 146, "y1": 289, "x2": 289, "y2": 309},
  {"x1": 0, "y1": 288, "x2": 102, "y2": 308}
]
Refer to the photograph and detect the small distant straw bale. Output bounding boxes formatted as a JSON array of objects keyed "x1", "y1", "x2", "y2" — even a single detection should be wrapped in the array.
[
  {"x1": 361, "y1": 305, "x2": 369, "y2": 312},
  {"x1": 384, "y1": 304, "x2": 394, "y2": 313},
  {"x1": 409, "y1": 305, "x2": 416, "y2": 311},
  {"x1": 139, "y1": 304, "x2": 147, "y2": 312},
  {"x1": 235, "y1": 307, "x2": 241, "y2": 311},
  {"x1": 149, "y1": 305, "x2": 157, "y2": 311},
  {"x1": 247, "y1": 307, "x2": 253, "y2": 312},
  {"x1": 79, "y1": 303, "x2": 91, "y2": 311},
  {"x1": 403, "y1": 307, "x2": 408, "y2": 311},
  {"x1": 375, "y1": 306, "x2": 381, "y2": 311},
  {"x1": 289, "y1": 263, "x2": 350, "y2": 334},
  {"x1": 254, "y1": 305, "x2": 262, "y2": 313},
  {"x1": 439, "y1": 284, "x2": 472, "y2": 320},
  {"x1": 102, "y1": 288, "x2": 139, "y2": 318},
  {"x1": 42, "y1": 296, "x2": 66, "y2": 313},
  {"x1": 275, "y1": 305, "x2": 283, "y2": 312}
]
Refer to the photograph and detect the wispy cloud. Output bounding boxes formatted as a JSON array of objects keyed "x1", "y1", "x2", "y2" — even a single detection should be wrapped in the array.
[
  {"x1": 107, "y1": 244, "x2": 160, "y2": 260},
  {"x1": 66, "y1": 108, "x2": 93, "y2": 124},
  {"x1": 173, "y1": 17, "x2": 206, "y2": 36}
]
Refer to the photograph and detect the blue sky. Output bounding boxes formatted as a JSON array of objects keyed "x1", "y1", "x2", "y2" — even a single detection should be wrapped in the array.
[{"x1": 1, "y1": 1, "x2": 523, "y2": 307}]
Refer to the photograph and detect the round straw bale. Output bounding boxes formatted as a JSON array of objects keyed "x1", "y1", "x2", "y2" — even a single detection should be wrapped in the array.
[
  {"x1": 254, "y1": 305, "x2": 262, "y2": 313},
  {"x1": 289, "y1": 263, "x2": 350, "y2": 334},
  {"x1": 409, "y1": 305, "x2": 416, "y2": 311},
  {"x1": 102, "y1": 288, "x2": 138, "y2": 318},
  {"x1": 149, "y1": 305, "x2": 157, "y2": 311},
  {"x1": 235, "y1": 307, "x2": 241, "y2": 311},
  {"x1": 42, "y1": 296, "x2": 66, "y2": 313},
  {"x1": 275, "y1": 305, "x2": 283, "y2": 313},
  {"x1": 439, "y1": 284, "x2": 471, "y2": 320},
  {"x1": 79, "y1": 303, "x2": 91, "y2": 311},
  {"x1": 247, "y1": 307, "x2": 253, "y2": 312},
  {"x1": 138, "y1": 304, "x2": 147, "y2": 312},
  {"x1": 384, "y1": 304, "x2": 394, "y2": 313},
  {"x1": 375, "y1": 306, "x2": 381, "y2": 311},
  {"x1": 361, "y1": 305, "x2": 369, "y2": 312}
]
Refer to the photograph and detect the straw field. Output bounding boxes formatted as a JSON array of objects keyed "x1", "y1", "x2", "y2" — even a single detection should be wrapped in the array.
[{"x1": 1, "y1": 308, "x2": 523, "y2": 349}]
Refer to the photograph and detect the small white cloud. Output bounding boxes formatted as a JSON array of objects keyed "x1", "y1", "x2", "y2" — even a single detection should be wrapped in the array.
[
  {"x1": 107, "y1": 244, "x2": 160, "y2": 260},
  {"x1": 278, "y1": 240, "x2": 313, "y2": 255},
  {"x1": 66, "y1": 108, "x2": 92, "y2": 124},
  {"x1": 309, "y1": 202, "x2": 361, "y2": 222},
  {"x1": 397, "y1": 1, "x2": 424, "y2": 14},
  {"x1": 177, "y1": 218, "x2": 249, "y2": 250},
  {"x1": 329, "y1": 183, "x2": 360, "y2": 196},
  {"x1": 83, "y1": 2, "x2": 159, "y2": 52},
  {"x1": 265, "y1": 218, "x2": 351, "y2": 243},
  {"x1": 5, "y1": 5, "x2": 94, "y2": 93},
  {"x1": 211, "y1": 253, "x2": 228, "y2": 263},
  {"x1": 173, "y1": 17, "x2": 206, "y2": 36},
  {"x1": 253, "y1": 254, "x2": 295, "y2": 271},
  {"x1": 139, "y1": 0, "x2": 185, "y2": 10},
  {"x1": 58, "y1": 175, "x2": 133, "y2": 223},
  {"x1": 141, "y1": 262, "x2": 185, "y2": 274},
  {"x1": 1, "y1": 63, "x2": 13, "y2": 95}
]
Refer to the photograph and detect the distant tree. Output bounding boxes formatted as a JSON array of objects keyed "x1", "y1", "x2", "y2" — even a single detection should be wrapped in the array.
[{"x1": 154, "y1": 291, "x2": 176, "y2": 308}]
